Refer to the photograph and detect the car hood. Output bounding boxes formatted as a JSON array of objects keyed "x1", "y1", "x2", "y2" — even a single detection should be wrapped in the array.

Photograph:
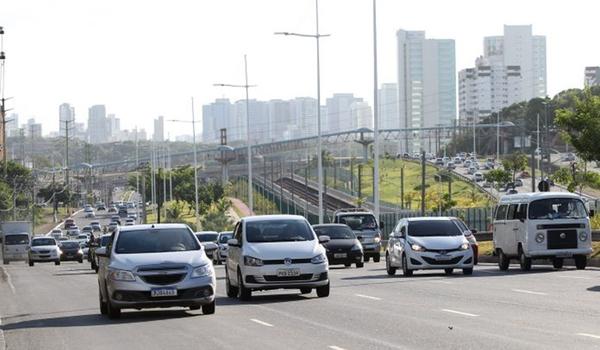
[
  {"x1": 111, "y1": 250, "x2": 209, "y2": 270},
  {"x1": 200, "y1": 242, "x2": 218, "y2": 250},
  {"x1": 244, "y1": 240, "x2": 323, "y2": 260},
  {"x1": 31, "y1": 245, "x2": 59, "y2": 251},
  {"x1": 322, "y1": 239, "x2": 359, "y2": 250},
  {"x1": 408, "y1": 235, "x2": 467, "y2": 250}
]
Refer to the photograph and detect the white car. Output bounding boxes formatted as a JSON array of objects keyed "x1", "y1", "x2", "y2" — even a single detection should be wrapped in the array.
[
  {"x1": 473, "y1": 172, "x2": 484, "y2": 182},
  {"x1": 125, "y1": 218, "x2": 135, "y2": 226},
  {"x1": 225, "y1": 215, "x2": 330, "y2": 300},
  {"x1": 385, "y1": 217, "x2": 474, "y2": 276},
  {"x1": 29, "y1": 237, "x2": 61, "y2": 266}
]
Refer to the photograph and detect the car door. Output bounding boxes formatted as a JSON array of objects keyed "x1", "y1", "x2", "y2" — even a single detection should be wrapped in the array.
[
  {"x1": 387, "y1": 221, "x2": 401, "y2": 264},
  {"x1": 391, "y1": 221, "x2": 407, "y2": 265},
  {"x1": 493, "y1": 205, "x2": 508, "y2": 252},
  {"x1": 227, "y1": 221, "x2": 243, "y2": 284},
  {"x1": 514, "y1": 203, "x2": 528, "y2": 250},
  {"x1": 505, "y1": 204, "x2": 520, "y2": 256}
]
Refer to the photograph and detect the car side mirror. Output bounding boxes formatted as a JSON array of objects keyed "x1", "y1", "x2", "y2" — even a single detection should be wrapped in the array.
[
  {"x1": 95, "y1": 247, "x2": 109, "y2": 258},
  {"x1": 227, "y1": 239, "x2": 240, "y2": 247},
  {"x1": 379, "y1": 221, "x2": 384, "y2": 230},
  {"x1": 470, "y1": 229, "x2": 477, "y2": 234},
  {"x1": 356, "y1": 235, "x2": 363, "y2": 241},
  {"x1": 318, "y1": 235, "x2": 330, "y2": 244},
  {"x1": 590, "y1": 210, "x2": 595, "y2": 218}
]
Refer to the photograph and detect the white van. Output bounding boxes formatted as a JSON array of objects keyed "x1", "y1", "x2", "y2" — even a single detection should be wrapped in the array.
[
  {"x1": 493, "y1": 192, "x2": 592, "y2": 271},
  {"x1": 2, "y1": 232, "x2": 30, "y2": 264}
]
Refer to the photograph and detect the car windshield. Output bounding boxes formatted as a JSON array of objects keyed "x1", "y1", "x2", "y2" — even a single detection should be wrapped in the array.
[
  {"x1": 338, "y1": 214, "x2": 377, "y2": 230},
  {"x1": 77, "y1": 235, "x2": 88, "y2": 239},
  {"x1": 61, "y1": 242, "x2": 80, "y2": 249},
  {"x1": 196, "y1": 234, "x2": 218, "y2": 242},
  {"x1": 5, "y1": 234, "x2": 30, "y2": 245},
  {"x1": 528, "y1": 198, "x2": 588, "y2": 219},
  {"x1": 314, "y1": 226, "x2": 356, "y2": 239},
  {"x1": 408, "y1": 220, "x2": 462, "y2": 237},
  {"x1": 115, "y1": 228, "x2": 200, "y2": 254},
  {"x1": 31, "y1": 238, "x2": 55, "y2": 246},
  {"x1": 246, "y1": 220, "x2": 315, "y2": 242},
  {"x1": 219, "y1": 233, "x2": 232, "y2": 243},
  {"x1": 100, "y1": 236, "x2": 112, "y2": 247}
]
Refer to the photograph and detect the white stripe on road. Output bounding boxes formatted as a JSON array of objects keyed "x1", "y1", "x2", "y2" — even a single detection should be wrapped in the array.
[
  {"x1": 328, "y1": 346, "x2": 347, "y2": 350},
  {"x1": 441, "y1": 309, "x2": 479, "y2": 317},
  {"x1": 577, "y1": 333, "x2": 600, "y2": 340},
  {"x1": 512, "y1": 289, "x2": 548, "y2": 296},
  {"x1": 250, "y1": 318, "x2": 274, "y2": 327},
  {"x1": 354, "y1": 294, "x2": 382, "y2": 301},
  {"x1": 429, "y1": 280, "x2": 453, "y2": 285},
  {"x1": 559, "y1": 276, "x2": 592, "y2": 280}
]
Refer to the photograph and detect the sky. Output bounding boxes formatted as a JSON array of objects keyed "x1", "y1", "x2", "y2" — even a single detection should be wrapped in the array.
[{"x1": 1, "y1": 0, "x2": 599, "y2": 138}]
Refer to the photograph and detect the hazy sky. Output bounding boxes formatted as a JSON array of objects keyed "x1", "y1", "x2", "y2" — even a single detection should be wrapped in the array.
[{"x1": 2, "y1": 0, "x2": 599, "y2": 137}]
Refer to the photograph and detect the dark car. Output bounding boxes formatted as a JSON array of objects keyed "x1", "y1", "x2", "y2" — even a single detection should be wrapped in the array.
[
  {"x1": 118, "y1": 206, "x2": 129, "y2": 218},
  {"x1": 64, "y1": 218, "x2": 75, "y2": 230},
  {"x1": 195, "y1": 232, "x2": 219, "y2": 259},
  {"x1": 313, "y1": 224, "x2": 364, "y2": 268},
  {"x1": 59, "y1": 240, "x2": 84, "y2": 263},
  {"x1": 110, "y1": 215, "x2": 121, "y2": 226},
  {"x1": 96, "y1": 203, "x2": 106, "y2": 211}
]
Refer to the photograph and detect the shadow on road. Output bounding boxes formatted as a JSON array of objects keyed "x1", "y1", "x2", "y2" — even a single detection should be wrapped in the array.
[
  {"x1": 215, "y1": 293, "x2": 313, "y2": 307},
  {"x1": 586, "y1": 286, "x2": 600, "y2": 292},
  {"x1": 53, "y1": 271, "x2": 97, "y2": 276}
]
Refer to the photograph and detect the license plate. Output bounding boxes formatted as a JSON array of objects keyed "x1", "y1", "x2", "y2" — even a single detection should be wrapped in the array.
[
  {"x1": 151, "y1": 288, "x2": 178, "y2": 297},
  {"x1": 435, "y1": 255, "x2": 452, "y2": 261},
  {"x1": 556, "y1": 252, "x2": 573, "y2": 258},
  {"x1": 276, "y1": 269, "x2": 300, "y2": 277},
  {"x1": 334, "y1": 253, "x2": 347, "y2": 259}
]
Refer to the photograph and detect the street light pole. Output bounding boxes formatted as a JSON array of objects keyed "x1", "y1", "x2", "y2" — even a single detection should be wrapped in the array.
[
  {"x1": 191, "y1": 98, "x2": 200, "y2": 228},
  {"x1": 372, "y1": 0, "x2": 380, "y2": 221},
  {"x1": 496, "y1": 111, "x2": 501, "y2": 161},
  {"x1": 275, "y1": 0, "x2": 330, "y2": 224}
]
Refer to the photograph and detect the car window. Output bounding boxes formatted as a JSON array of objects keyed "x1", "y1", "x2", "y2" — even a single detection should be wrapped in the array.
[
  {"x1": 5, "y1": 235, "x2": 30, "y2": 245},
  {"x1": 219, "y1": 233, "x2": 233, "y2": 243},
  {"x1": 507, "y1": 204, "x2": 519, "y2": 220},
  {"x1": 31, "y1": 238, "x2": 55, "y2": 246},
  {"x1": 407, "y1": 220, "x2": 462, "y2": 237},
  {"x1": 233, "y1": 222, "x2": 242, "y2": 241},
  {"x1": 313, "y1": 226, "x2": 356, "y2": 239},
  {"x1": 338, "y1": 214, "x2": 377, "y2": 230},
  {"x1": 495, "y1": 205, "x2": 508, "y2": 220},
  {"x1": 245, "y1": 219, "x2": 315, "y2": 243},
  {"x1": 100, "y1": 235, "x2": 112, "y2": 247},
  {"x1": 115, "y1": 228, "x2": 200, "y2": 254},
  {"x1": 528, "y1": 198, "x2": 587, "y2": 220},
  {"x1": 196, "y1": 234, "x2": 218, "y2": 242},
  {"x1": 61, "y1": 242, "x2": 80, "y2": 249},
  {"x1": 453, "y1": 219, "x2": 468, "y2": 232},
  {"x1": 517, "y1": 204, "x2": 528, "y2": 220}
]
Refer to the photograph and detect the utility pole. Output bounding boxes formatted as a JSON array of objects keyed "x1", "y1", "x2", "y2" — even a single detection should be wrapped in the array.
[
  {"x1": 135, "y1": 127, "x2": 140, "y2": 196},
  {"x1": 63, "y1": 118, "x2": 74, "y2": 213},
  {"x1": 400, "y1": 165, "x2": 404, "y2": 209},
  {"x1": 421, "y1": 151, "x2": 426, "y2": 215},
  {"x1": 372, "y1": 0, "x2": 381, "y2": 222},
  {"x1": 0, "y1": 26, "x2": 7, "y2": 177}
]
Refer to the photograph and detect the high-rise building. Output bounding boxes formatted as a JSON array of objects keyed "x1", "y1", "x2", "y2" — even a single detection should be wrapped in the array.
[
  {"x1": 378, "y1": 83, "x2": 399, "y2": 130},
  {"x1": 585, "y1": 66, "x2": 600, "y2": 87},
  {"x1": 152, "y1": 116, "x2": 164, "y2": 142},
  {"x1": 6, "y1": 113, "x2": 19, "y2": 137},
  {"x1": 25, "y1": 118, "x2": 42, "y2": 138},
  {"x1": 325, "y1": 93, "x2": 363, "y2": 133},
  {"x1": 88, "y1": 105, "x2": 107, "y2": 144},
  {"x1": 351, "y1": 101, "x2": 373, "y2": 130},
  {"x1": 107, "y1": 114, "x2": 121, "y2": 141},
  {"x1": 202, "y1": 99, "x2": 232, "y2": 144},
  {"x1": 268, "y1": 99, "x2": 292, "y2": 141},
  {"x1": 289, "y1": 97, "x2": 317, "y2": 139},
  {"x1": 397, "y1": 30, "x2": 456, "y2": 152},
  {"x1": 59, "y1": 103, "x2": 74, "y2": 137}
]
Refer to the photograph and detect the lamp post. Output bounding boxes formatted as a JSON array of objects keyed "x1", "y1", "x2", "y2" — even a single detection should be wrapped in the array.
[
  {"x1": 214, "y1": 54, "x2": 256, "y2": 214},
  {"x1": 372, "y1": 0, "x2": 380, "y2": 221},
  {"x1": 275, "y1": 0, "x2": 330, "y2": 224}
]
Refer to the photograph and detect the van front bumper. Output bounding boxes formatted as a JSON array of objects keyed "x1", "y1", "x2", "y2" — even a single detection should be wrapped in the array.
[{"x1": 527, "y1": 248, "x2": 592, "y2": 258}]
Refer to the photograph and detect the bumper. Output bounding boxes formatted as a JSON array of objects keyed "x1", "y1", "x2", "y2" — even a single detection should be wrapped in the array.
[
  {"x1": 326, "y1": 251, "x2": 363, "y2": 265},
  {"x1": 4, "y1": 253, "x2": 28, "y2": 261},
  {"x1": 61, "y1": 253, "x2": 83, "y2": 261},
  {"x1": 361, "y1": 243, "x2": 381, "y2": 256},
  {"x1": 242, "y1": 263, "x2": 329, "y2": 289},
  {"x1": 527, "y1": 248, "x2": 592, "y2": 259},
  {"x1": 29, "y1": 253, "x2": 59, "y2": 262},
  {"x1": 407, "y1": 250, "x2": 473, "y2": 270}
]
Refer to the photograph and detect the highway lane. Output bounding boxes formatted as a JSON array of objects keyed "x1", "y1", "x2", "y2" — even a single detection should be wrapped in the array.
[{"x1": 3, "y1": 248, "x2": 600, "y2": 350}]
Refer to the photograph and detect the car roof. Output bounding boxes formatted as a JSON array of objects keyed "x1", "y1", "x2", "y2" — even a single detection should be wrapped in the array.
[
  {"x1": 31, "y1": 236, "x2": 53, "y2": 240},
  {"x1": 498, "y1": 191, "x2": 583, "y2": 204},
  {"x1": 118, "y1": 223, "x2": 190, "y2": 232},
  {"x1": 404, "y1": 216, "x2": 454, "y2": 222},
  {"x1": 312, "y1": 224, "x2": 348, "y2": 228},
  {"x1": 196, "y1": 231, "x2": 218, "y2": 235},
  {"x1": 242, "y1": 214, "x2": 308, "y2": 222},
  {"x1": 5, "y1": 232, "x2": 29, "y2": 236}
]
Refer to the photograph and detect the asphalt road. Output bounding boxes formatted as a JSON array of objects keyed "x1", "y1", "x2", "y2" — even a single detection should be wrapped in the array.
[{"x1": 3, "y1": 210, "x2": 600, "y2": 350}]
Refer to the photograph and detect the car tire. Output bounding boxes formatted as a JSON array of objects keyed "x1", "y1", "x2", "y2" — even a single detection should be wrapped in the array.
[
  {"x1": 364, "y1": 256, "x2": 370, "y2": 263},
  {"x1": 497, "y1": 249, "x2": 509, "y2": 271},
  {"x1": 300, "y1": 288, "x2": 312, "y2": 294},
  {"x1": 99, "y1": 291, "x2": 108, "y2": 315},
  {"x1": 237, "y1": 270, "x2": 251, "y2": 301},
  {"x1": 519, "y1": 248, "x2": 532, "y2": 271},
  {"x1": 225, "y1": 267, "x2": 238, "y2": 298},
  {"x1": 463, "y1": 268, "x2": 473, "y2": 275},
  {"x1": 575, "y1": 255, "x2": 587, "y2": 270},
  {"x1": 202, "y1": 300, "x2": 216, "y2": 315},
  {"x1": 107, "y1": 298, "x2": 121, "y2": 319},
  {"x1": 401, "y1": 254, "x2": 413, "y2": 277},
  {"x1": 189, "y1": 304, "x2": 201, "y2": 311},
  {"x1": 356, "y1": 262, "x2": 364, "y2": 268},
  {"x1": 3, "y1": 259, "x2": 8, "y2": 265},
  {"x1": 344, "y1": 263, "x2": 351, "y2": 268},
  {"x1": 29, "y1": 261, "x2": 34, "y2": 267},
  {"x1": 385, "y1": 254, "x2": 396, "y2": 276},
  {"x1": 444, "y1": 268, "x2": 453, "y2": 275},
  {"x1": 316, "y1": 283, "x2": 330, "y2": 298},
  {"x1": 373, "y1": 255, "x2": 380, "y2": 263},
  {"x1": 55, "y1": 260, "x2": 60, "y2": 266},
  {"x1": 552, "y1": 258, "x2": 564, "y2": 269},
  {"x1": 78, "y1": 258, "x2": 83, "y2": 263}
]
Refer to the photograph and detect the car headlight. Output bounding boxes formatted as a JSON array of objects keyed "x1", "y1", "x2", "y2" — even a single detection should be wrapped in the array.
[
  {"x1": 78, "y1": 249, "x2": 83, "y2": 254},
  {"x1": 311, "y1": 253, "x2": 327, "y2": 264},
  {"x1": 460, "y1": 243, "x2": 470, "y2": 251},
  {"x1": 351, "y1": 244, "x2": 362, "y2": 251},
  {"x1": 191, "y1": 264, "x2": 214, "y2": 278},
  {"x1": 244, "y1": 256, "x2": 264, "y2": 267},
  {"x1": 374, "y1": 236, "x2": 381, "y2": 243},
  {"x1": 535, "y1": 232, "x2": 545, "y2": 243},
  {"x1": 411, "y1": 244, "x2": 426, "y2": 252},
  {"x1": 108, "y1": 269, "x2": 136, "y2": 281},
  {"x1": 57, "y1": 249, "x2": 63, "y2": 255},
  {"x1": 579, "y1": 232, "x2": 588, "y2": 241}
]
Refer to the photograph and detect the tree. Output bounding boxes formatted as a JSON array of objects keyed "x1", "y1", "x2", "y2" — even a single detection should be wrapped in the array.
[
  {"x1": 501, "y1": 152, "x2": 528, "y2": 181},
  {"x1": 484, "y1": 169, "x2": 511, "y2": 186},
  {"x1": 555, "y1": 89, "x2": 600, "y2": 162}
]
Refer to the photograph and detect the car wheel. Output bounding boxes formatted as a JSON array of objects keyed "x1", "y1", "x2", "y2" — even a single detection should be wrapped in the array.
[
  {"x1": 519, "y1": 248, "x2": 532, "y2": 271},
  {"x1": 55, "y1": 260, "x2": 60, "y2": 266},
  {"x1": 444, "y1": 268, "x2": 453, "y2": 275},
  {"x1": 373, "y1": 255, "x2": 381, "y2": 263},
  {"x1": 364, "y1": 256, "x2": 370, "y2": 263},
  {"x1": 552, "y1": 258, "x2": 564, "y2": 269},
  {"x1": 385, "y1": 254, "x2": 396, "y2": 276},
  {"x1": 344, "y1": 263, "x2": 351, "y2": 268},
  {"x1": 99, "y1": 290, "x2": 108, "y2": 315},
  {"x1": 462, "y1": 268, "x2": 473, "y2": 275},
  {"x1": 107, "y1": 298, "x2": 121, "y2": 319},
  {"x1": 202, "y1": 300, "x2": 216, "y2": 315},
  {"x1": 497, "y1": 249, "x2": 509, "y2": 271},
  {"x1": 225, "y1": 267, "x2": 238, "y2": 298},
  {"x1": 575, "y1": 255, "x2": 587, "y2": 270},
  {"x1": 3, "y1": 259, "x2": 8, "y2": 265},
  {"x1": 356, "y1": 261, "x2": 364, "y2": 268},
  {"x1": 78, "y1": 258, "x2": 83, "y2": 263},
  {"x1": 401, "y1": 254, "x2": 413, "y2": 277},
  {"x1": 316, "y1": 282, "x2": 330, "y2": 298},
  {"x1": 189, "y1": 304, "x2": 201, "y2": 311},
  {"x1": 237, "y1": 270, "x2": 251, "y2": 301},
  {"x1": 300, "y1": 288, "x2": 312, "y2": 294}
]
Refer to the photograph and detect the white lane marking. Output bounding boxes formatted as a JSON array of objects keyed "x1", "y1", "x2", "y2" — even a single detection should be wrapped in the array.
[
  {"x1": 354, "y1": 294, "x2": 382, "y2": 301},
  {"x1": 0, "y1": 267, "x2": 15, "y2": 295},
  {"x1": 559, "y1": 276, "x2": 592, "y2": 280},
  {"x1": 329, "y1": 346, "x2": 347, "y2": 350},
  {"x1": 250, "y1": 318, "x2": 274, "y2": 327},
  {"x1": 441, "y1": 309, "x2": 479, "y2": 317},
  {"x1": 577, "y1": 333, "x2": 600, "y2": 340},
  {"x1": 512, "y1": 289, "x2": 548, "y2": 296},
  {"x1": 429, "y1": 280, "x2": 453, "y2": 285}
]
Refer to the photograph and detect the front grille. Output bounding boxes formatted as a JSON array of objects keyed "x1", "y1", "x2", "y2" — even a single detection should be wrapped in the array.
[
  {"x1": 547, "y1": 230, "x2": 577, "y2": 249},
  {"x1": 38, "y1": 250, "x2": 50, "y2": 254},
  {"x1": 538, "y1": 224, "x2": 584, "y2": 230},
  {"x1": 113, "y1": 286, "x2": 213, "y2": 302},
  {"x1": 426, "y1": 248, "x2": 460, "y2": 254},
  {"x1": 263, "y1": 258, "x2": 312, "y2": 265},
  {"x1": 140, "y1": 273, "x2": 186, "y2": 285},
  {"x1": 422, "y1": 256, "x2": 462, "y2": 265},
  {"x1": 263, "y1": 274, "x2": 313, "y2": 282},
  {"x1": 138, "y1": 265, "x2": 187, "y2": 272}
]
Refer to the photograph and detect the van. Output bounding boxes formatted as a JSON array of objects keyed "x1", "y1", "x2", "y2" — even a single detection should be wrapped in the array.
[
  {"x1": 2, "y1": 232, "x2": 30, "y2": 264},
  {"x1": 492, "y1": 192, "x2": 592, "y2": 271}
]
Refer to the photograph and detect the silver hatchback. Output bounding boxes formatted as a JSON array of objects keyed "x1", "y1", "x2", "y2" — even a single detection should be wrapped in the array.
[{"x1": 96, "y1": 224, "x2": 216, "y2": 319}]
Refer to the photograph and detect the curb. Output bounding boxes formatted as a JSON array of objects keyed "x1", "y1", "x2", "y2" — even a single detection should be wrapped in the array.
[{"x1": 478, "y1": 255, "x2": 600, "y2": 267}]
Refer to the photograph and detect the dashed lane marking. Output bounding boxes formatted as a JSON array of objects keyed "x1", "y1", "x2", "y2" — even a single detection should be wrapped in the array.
[
  {"x1": 441, "y1": 309, "x2": 479, "y2": 317},
  {"x1": 328, "y1": 346, "x2": 347, "y2": 350},
  {"x1": 577, "y1": 333, "x2": 600, "y2": 340},
  {"x1": 354, "y1": 294, "x2": 382, "y2": 301},
  {"x1": 250, "y1": 318, "x2": 274, "y2": 327},
  {"x1": 512, "y1": 289, "x2": 548, "y2": 296}
]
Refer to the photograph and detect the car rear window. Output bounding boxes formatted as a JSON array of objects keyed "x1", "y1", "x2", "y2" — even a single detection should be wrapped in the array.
[
  {"x1": 313, "y1": 226, "x2": 356, "y2": 239},
  {"x1": 61, "y1": 242, "x2": 80, "y2": 249},
  {"x1": 196, "y1": 234, "x2": 218, "y2": 242},
  {"x1": 115, "y1": 228, "x2": 200, "y2": 254},
  {"x1": 218, "y1": 233, "x2": 232, "y2": 243},
  {"x1": 31, "y1": 238, "x2": 55, "y2": 246},
  {"x1": 5, "y1": 234, "x2": 30, "y2": 245},
  {"x1": 407, "y1": 220, "x2": 462, "y2": 237},
  {"x1": 245, "y1": 220, "x2": 315, "y2": 243}
]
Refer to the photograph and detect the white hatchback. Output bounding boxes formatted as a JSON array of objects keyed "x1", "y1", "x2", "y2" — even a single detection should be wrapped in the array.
[{"x1": 225, "y1": 215, "x2": 330, "y2": 300}]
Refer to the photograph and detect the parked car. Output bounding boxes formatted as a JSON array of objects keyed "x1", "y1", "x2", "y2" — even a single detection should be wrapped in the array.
[
  {"x1": 195, "y1": 232, "x2": 219, "y2": 259},
  {"x1": 59, "y1": 240, "x2": 84, "y2": 263},
  {"x1": 385, "y1": 217, "x2": 474, "y2": 276},
  {"x1": 563, "y1": 153, "x2": 576, "y2": 162},
  {"x1": 107, "y1": 222, "x2": 119, "y2": 233},
  {"x1": 96, "y1": 224, "x2": 216, "y2": 318},
  {"x1": 225, "y1": 215, "x2": 330, "y2": 300},
  {"x1": 28, "y1": 237, "x2": 61, "y2": 266},
  {"x1": 313, "y1": 224, "x2": 364, "y2": 268},
  {"x1": 212, "y1": 231, "x2": 233, "y2": 265}
]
